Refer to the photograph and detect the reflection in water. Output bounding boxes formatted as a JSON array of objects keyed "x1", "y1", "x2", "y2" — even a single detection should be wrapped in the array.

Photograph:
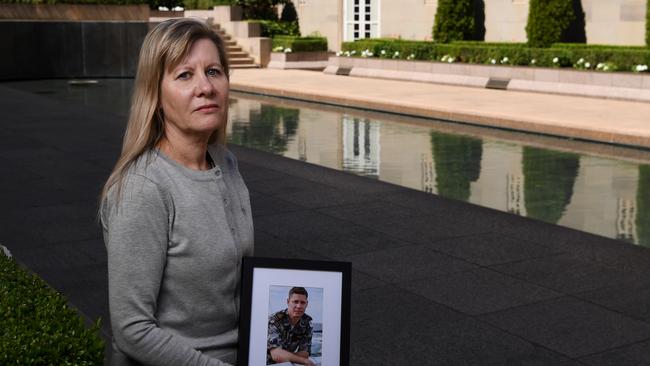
[
  {"x1": 225, "y1": 95, "x2": 650, "y2": 247},
  {"x1": 4, "y1": 79, "x2": 650, "y2": 247},
  {"x1": 638, "y1": 165, "x2": 650, "y2": 247},
  {"x1": 431, "y1": 132, "x2": 483, "y2": 202},
  {"x1": 522, "y1": 147, "x2": 580, "y2": 224},
  {"x1": 342, "y1": 116, "x2": 380, "y2": 178},
  {"x1": 229, "y1": 104, "x2": 299, "y2": 154}
]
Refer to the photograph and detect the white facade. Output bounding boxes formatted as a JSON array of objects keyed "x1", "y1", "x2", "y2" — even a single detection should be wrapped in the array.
[{"x1": 294, "y1": 0, "x2": 647, "y2": 51}]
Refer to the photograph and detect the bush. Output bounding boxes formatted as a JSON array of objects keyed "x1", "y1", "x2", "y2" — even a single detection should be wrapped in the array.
[
  {"x1": 183, "y1": 0, "x2": 234, "y2": 9},
  {"x1": 237, "y1": 0, "x2": 282, "y2": 20},
  {"x1": 272, "y1": 36, "x2": 327, "y2": 52},
  {"x1": 433, "y1": 0, "x2": 475, "y2": 43},
  {"x1": 0, "y1": 252, "x2": 104, "y2": 365},
  {"x1": 255, "y1": 19, "x2": 300, "y2": 37},
  {"x1": 341, "y1": 39, "x2": 650, "y2": 71},
  {"x1": 280, "y1": 0, "x2": 297, "y2": 22},
  {"x1": 526, "y1": 0, "x2": 575, "y2": 47}
]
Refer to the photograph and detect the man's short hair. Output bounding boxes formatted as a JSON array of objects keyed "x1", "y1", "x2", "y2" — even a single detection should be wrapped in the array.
[{"x1": 288, "y1": 287, "x2": 308, "y2": 299}]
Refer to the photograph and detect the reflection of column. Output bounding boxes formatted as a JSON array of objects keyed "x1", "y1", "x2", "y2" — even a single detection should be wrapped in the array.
[
  {"x1": 522, "y1": 147, "x2": 580, "y2": 224},
  {"x1": 431, "y1": 132, "x2": 483, "y2": 202},
  {"x1": 506, "y1": 173, "x2": 525, "y2": 216},
  {"x1": 637, "y1": 165, "x2": 650, "y2": 247},
  {"x1": 342, "y1": 116, "x2": 380, "y2": 178},
  {"x1": 616, "y1": 198, "x2": 637, "y2": 243}
]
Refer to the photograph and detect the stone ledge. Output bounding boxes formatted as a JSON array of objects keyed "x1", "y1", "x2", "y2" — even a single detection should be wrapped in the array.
[{"x1": 325, "y1": 57, "x2": 650, "y2": 102}]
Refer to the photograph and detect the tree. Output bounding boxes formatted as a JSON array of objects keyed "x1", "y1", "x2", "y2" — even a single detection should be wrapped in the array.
[
  {"x1": 280, "y1": 0, "x2": 297, "y2": 22},
  {"x1": 236, "y1": 0, "x2": 284, "y2": 20},
  {"x1": 526, "y1": 0, "x2": 576, "y2": 47},
  {"x1": 432, "y1": 0, "x2": 476, "y2": 43},
  {"x1": 431, "y1": 132, "x2": 483, "y2": 202}
]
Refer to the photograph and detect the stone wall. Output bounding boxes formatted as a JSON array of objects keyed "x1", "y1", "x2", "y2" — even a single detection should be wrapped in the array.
[{"x1": 1, "y1": 21, "x2": 148, "y2": 80}]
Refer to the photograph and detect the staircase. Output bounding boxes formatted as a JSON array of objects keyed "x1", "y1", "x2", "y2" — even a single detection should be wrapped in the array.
[{"x1": 213, "y1": 24, "x2": 258, "y2": 69}]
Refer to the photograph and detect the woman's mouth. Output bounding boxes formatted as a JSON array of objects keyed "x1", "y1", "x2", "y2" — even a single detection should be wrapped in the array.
[{"x1": 195, "y1": 104, "x2": 219, "y2": 112}]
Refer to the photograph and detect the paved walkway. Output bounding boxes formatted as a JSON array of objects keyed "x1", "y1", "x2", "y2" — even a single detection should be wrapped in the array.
[
  {"x1": 230, "y1": 69, "x2": 650, "y2": 149},
  {"x1": 3, "y1": 80, "x2": 650, "y2": 365}
]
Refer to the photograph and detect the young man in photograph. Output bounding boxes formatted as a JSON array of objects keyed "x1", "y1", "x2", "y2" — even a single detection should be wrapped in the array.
[{"x1": 267, "y1": 287, "x2": 315, "y2": 366}]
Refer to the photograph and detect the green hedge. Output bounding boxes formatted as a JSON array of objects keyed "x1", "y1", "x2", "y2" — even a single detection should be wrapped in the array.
[
  {"x1": 272, "y1": 36, "x2": 327, "y2": 52},
  {"x1": 0, "y1": 252, "x2": 104, "y2": 365},
  {"x1": 341, "y1": 39, "x2": 650, "y2": 71},
  {"x1": 526, "y1": 0, "x2": 575, "y2": 47},
  {"x1": 432, "y1": 0, "x2": 475, "y2": 43},
  {"x1": 183, "y1": 0, "x2": 234, "y2": 9},
  {"x1": 252, "y1": 20, "x2": 300, "y2": 38}
]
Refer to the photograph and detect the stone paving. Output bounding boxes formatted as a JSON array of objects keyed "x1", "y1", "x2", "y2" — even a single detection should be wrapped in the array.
[
  {"x1": 3, "y1": 82, "x2": 650, "y2": 365},
  {"x1": 229, "y1": 68, "x2": 650, "y2": 149}
]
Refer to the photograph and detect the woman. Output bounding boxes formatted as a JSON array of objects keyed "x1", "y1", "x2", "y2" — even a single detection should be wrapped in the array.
[{"x1": 100, "y1": 18, "x2": 253, "y2": 366}]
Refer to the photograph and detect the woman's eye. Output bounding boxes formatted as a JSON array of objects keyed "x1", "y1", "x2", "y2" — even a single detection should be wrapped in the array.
[
  {"x1": 177, "y1": 71, "x2": 191, "y2": 80},
  {"x1": 207, "y1": 68, "x2": 222, "y2": 77}
]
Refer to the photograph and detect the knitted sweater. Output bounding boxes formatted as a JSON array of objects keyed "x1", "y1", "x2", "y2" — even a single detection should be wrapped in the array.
[{"x1": 101, "y1": 144, "x2": 254, "y2": 366}]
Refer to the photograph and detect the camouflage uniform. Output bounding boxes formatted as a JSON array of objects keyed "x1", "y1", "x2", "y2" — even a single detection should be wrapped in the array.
[{"x1": 267, "y1": 308, "x2": 313, "y2": 364}]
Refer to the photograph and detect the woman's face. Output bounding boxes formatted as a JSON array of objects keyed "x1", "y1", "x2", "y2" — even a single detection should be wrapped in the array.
[{"x1": 159, "y1": 38, "x2": 228, "y2": 142}]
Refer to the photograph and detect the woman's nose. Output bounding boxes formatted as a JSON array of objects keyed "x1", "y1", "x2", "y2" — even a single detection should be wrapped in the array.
[{"x1": 195, "y1": 74, "x2": 215, "y2": 96}]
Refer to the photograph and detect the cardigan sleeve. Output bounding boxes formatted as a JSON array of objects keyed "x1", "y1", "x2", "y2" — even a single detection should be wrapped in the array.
[{"x1": 102, "y1": 174, "x2": 232, "y2": 366}]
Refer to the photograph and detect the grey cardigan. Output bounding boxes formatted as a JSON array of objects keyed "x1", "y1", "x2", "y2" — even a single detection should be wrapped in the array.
[{"x1": 101, "y1": 145, "x2": 254, "y2": 366}]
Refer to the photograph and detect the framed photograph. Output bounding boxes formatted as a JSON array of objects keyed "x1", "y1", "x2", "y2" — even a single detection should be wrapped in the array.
[{"x1": 238, "y1": 257, "x2": 351, "y2": 366}]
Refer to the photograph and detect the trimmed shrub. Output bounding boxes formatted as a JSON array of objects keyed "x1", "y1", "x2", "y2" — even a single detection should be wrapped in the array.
[
  {"x1": 526, "y1": 0, "x2": 575, "y2": 47},
  {"x1": 341, "y1": 39, "x2": 650, "y2": 71},
  {"x1": 272, "y1": 36, "x2": 327, "y2": 52},
  {"x1": 237, "y1": 0, "x2": 282, "y2": 20},
  {"x1": 0, "y1": 252, "x2": 104, "y2": 365},
  {"x1": 280, "y1": 0, "x2": 297, "y2": 22},
  {"x1": 433, "y1": 0, "x2": 475, "y2": 43},
  {"x1": 255, "y1": 19, "x2": 300, "y2": 37}
]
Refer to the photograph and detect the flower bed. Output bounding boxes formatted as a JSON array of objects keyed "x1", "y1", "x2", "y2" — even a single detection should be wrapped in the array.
[
  {"x1": 272, "y1": 35, "x2": 328, "y2": 53},
  {"x1": 341, "y1": 39, "x2": 650, "y2": 74}
]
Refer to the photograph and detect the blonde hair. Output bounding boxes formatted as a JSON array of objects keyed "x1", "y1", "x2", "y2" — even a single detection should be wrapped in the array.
[{"x1": 100, "y1": 18, "x2": 230, "y2": 205}]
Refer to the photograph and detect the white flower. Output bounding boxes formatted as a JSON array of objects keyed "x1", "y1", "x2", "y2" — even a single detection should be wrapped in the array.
[
  {"x1": 344, "y1": 51, "x2": 351, "y2": 57},
  {"x1": 603, "y1": 65, "x2": 609, "y2": 71},
  {"x1": 283, "y1": 48, "x2": 292, "y2": 53},
  {"x1": 441, "y1": 55, "x2": 449, "y2": 62},
  {"x1": 273, "y1": 46, "x2": 284, "y2": 52},
  {"x1": 635, "y1": 64, "x2": 648, "y2": 72},
  {"x1": 393, "y1": 51, "x2": 400, "y2": 59},
  {"x1": 501, "y1": 57, "x2": 509, "y2": 64},
  {"x1": 172, "y1": 6, "x2": 184, "y2": 11},
  {"x1": 577, "y1": 58, "x2": 584, "y2": 65},
  {"x1": 381, "y1": 50, "x2": 386, "y2": 55},
  {"x1": 596, "y1": 63, "x2": 604, "y2": 69},
  {"x1": 447, "y1": 57, "x2": 455, "y2": 63},
  {"x1": 407, "y1": 53, "x2": 415, "y2": 60},
  {"x1": 351, "y1": 50, "x2": 356, "y2": 55},
  {"x1": 367, "y1": 52, "x2": 373, "y2": 57},
  {"x1": 530, "y1": 59, "x2": 536, "y2": 65},
  {"x1": 158, "y1": 6, "x2": 169, "y2": 10},
  {"x1": 584, "y1": 62, "x2": 590, "y2": 68},
  {"x1": 553, "y1": 57, "x2": 559, "y2": 63},
  {"x1": 336, "y1": 51, "x2": 343, "y2": 56},
  {"x1": 490, "y1": 59, "x2": 496, "y2": 64}
]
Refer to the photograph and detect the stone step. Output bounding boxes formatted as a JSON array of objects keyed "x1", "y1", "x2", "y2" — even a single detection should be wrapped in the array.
[
  {"x1": 227, "y1": 51, "x2": 248, "y2": 58},
  {"x1": 229, "y1": 57, "x2": 255, "y2": 65},
  {"x1": 227, "y1": 45, "x2": 242, "y2": 52},
  {"x1": 230, "y1": 64, "x2": 260, "y2": 69}
]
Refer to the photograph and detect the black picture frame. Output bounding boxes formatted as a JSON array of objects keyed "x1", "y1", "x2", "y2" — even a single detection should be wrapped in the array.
[{"x1": 238, "y1": 257, "x2": 351, "y2": 366}]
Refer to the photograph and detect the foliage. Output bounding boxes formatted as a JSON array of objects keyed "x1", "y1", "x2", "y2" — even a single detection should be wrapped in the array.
[
  {"x1": 431, "y1": 132, "x2": 482, "y2": 202},
  {"x1": 280, "y1": 0, "x2": 297, "y2": 22},
  {"x1": 254, "y1": 19, "x2": 300, "y2": 37},
  {"x1": 183, "y1": 0, "x2": 234, "y2": 9},
  {"x1": 526, "y1": 0, "x2": 576, "y2": 47},
  {"x1": 341, "y1": 39, "x2": 650, "y2": 71},
  {"x1": 0, "y1": 252, "x2": 104, "y2": 365},
  {"x1": 522, "y1": 147, "x2": 580, "y2": 224},
  {"x1": 236, "y1": 0, "x2": 284, "y2": 20},
  {"x1": 433, "y1": 0, "x2": 475, "y2": 43},
  {"x1": 272, "y1": 36, "x2": 327, "y2": 52}
]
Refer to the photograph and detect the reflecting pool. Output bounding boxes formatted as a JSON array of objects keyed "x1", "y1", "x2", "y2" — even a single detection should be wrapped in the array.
[{"x1": 4, "y1": 79, "x2": 650, "y2": 247}]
